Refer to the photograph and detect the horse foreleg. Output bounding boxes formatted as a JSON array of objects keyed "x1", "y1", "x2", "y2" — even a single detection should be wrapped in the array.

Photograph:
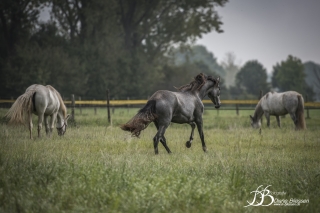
[
  {"x1": 186, "y1": 122, "x2": 196, "y2": 148},
  {"x1": 49, "y1": 113, "x2": 57, "y2": 137},
  {"x1": 276, "y1": 116, "x2": 281, "y2": 128},
  {"x1": 265, "y1": 112, "x2": 270, "y2": 127},
  {"x1": 195, "y1": 119, "x2": 206, "y2": 152}
]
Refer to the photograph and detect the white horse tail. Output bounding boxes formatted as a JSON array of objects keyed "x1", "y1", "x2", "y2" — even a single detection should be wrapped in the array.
[
  {"x1": 5, "y1": 89, "x2": 36, "y2": 125},
  {"x1": 296, "y1": 95, "x2": 306, "y2": 130}
]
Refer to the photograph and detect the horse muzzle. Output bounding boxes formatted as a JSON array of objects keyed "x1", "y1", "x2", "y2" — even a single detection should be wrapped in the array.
[{"x1": 214, "y1": 97, "x2": 221, "y2": 109}]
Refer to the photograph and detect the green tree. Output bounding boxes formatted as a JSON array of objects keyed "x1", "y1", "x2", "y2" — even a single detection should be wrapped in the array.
[
  {"x1": 235, "y1": 60, "x2": 269, "y2": 97},
  {"x1": 272, "y1": 55, "x2": 306, "y2": 94},
  {"x1": 49, "y1": 0, "x2": 228, "y2": 98},
  {"x1": 1, "y1": 0, "x2": 228, "y2": 99},
  {"x1": 0, "y1": 0, "x2": 44, "y2": 97}
]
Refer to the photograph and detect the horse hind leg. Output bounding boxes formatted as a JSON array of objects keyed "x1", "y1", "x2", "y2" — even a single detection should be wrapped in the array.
[
  {"x1": 186, "y1": 122, "x2": 196, "y2": 148},
  {"x1": 29, "y1": 114, "x2": 33, "y2": 139},
  {"x1": 153, "y1": 125, "x2": 171, "y2": 154},
  {"x1": 37, "y1": 114, "x2": 44, "y2": 138},
  {"x1": 289, "y1": 113, "x2": 298, "y2": 128},
  {"x1": 159, "y1": 135, "x2": 171, "y2": 154},
  {"x1": 44, "y1": 116, "x2": 49, "y2": 136}
]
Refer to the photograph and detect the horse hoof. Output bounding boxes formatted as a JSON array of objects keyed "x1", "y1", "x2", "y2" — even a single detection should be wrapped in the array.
[{"x1": 186, "y1": 141, "x2": 191, "y2": 148}]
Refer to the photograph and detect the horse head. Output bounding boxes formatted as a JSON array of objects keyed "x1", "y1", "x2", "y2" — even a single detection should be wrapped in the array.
[
  {"x1": 57, "y1": 114, "x2": 71, "y2": 136},
  {"x1": 250, "y1": 115, "x2": 261, "y2": 128},
  {"x1": 207, "y1": 76, "x2": 221, "y2": 109}
]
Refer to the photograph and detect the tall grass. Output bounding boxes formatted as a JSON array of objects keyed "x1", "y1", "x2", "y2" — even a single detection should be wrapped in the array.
[{"x1": 0, "y1": 108, "x2": 319, "y2": 212}]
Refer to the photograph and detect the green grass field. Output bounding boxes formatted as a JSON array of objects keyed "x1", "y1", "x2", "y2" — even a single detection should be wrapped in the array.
[{"x1": 0, "y1": 107, "x2": 319, "y2": 213}]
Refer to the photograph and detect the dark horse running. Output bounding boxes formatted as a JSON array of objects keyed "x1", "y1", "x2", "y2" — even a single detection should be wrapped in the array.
[{"x1": 121, "y1": 73, "x2": 221, "y2": 154}]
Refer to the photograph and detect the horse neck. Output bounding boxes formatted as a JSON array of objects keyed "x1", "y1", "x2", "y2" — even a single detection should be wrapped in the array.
[
  {"x1": 56, "y1": 110, "x2": 65, "y2": 125},
  {"x1": 253, "y1": 101, "x2": 264, "y2": 120},
  {"x1": 197, "y1": 83, "x2": 211, "y2": 100}
]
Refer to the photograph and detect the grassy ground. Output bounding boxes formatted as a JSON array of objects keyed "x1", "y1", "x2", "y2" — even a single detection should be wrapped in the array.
[{"x1": 0, "y1": 107, "x2": 319, "y2": 213}]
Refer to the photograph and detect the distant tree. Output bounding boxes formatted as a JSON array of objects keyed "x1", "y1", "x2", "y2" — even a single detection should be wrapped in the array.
[
  {"x1": 171, "y1": 45, "x2": 225, "y2": 78},
  {"x1": 303, "y1": 61, "x2": 320, "y2": 100},
  {"x1": 271, "y1": 64, "x2": 280, "y2": 89},
  {"x1": 221, "y1": 52, "x2": 240, "y2": 88},
  {"x1": 272, "y1": 55, "x2": 306, "y2": 94},
  {"x1": 235, "y1": 60, "x2": 269, "y2": 96}
]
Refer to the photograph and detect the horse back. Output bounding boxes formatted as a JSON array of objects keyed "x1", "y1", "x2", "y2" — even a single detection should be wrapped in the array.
[{"x1": 262, "y1": 91, "x2": 302, "y2": 115}]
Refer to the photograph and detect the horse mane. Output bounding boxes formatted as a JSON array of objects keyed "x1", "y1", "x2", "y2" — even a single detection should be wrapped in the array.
[
  {"x1": 175, "y1": 73, "x2": 208, "y2": 92},
  {"x1": 46, "y1": 85, "x2": 67, "y2": 118}
]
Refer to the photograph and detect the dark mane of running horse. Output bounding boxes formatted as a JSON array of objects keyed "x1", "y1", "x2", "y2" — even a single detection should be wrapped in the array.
[
  {"x1": 121, "y1": 73, "x2": 221, "y2": 154},
  {"x1": 250, "y1": 91, "x2": 306, "y2": 130},
  {"x1": 5, "y1": 84, "x2": 70, "y2": 138}
]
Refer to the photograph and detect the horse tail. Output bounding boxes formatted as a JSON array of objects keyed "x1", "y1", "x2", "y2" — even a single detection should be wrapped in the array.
[
  {"x1": 120, "y1": 100, "x2": 157, "y2": 137},
  {"x1": 5, "y1": 89, "x2": 36, "y2": 125},
  {"x1": 296, "y1": 95, "x2": 306, "y2": 130}
]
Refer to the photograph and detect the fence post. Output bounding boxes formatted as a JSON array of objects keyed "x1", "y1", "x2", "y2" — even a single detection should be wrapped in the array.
[
  {"x1": 94, "y1": 99, "x2": 97, "y2": 115},
  {"x1": 306, "y1": 95, "x2": 310, "y2": 119},
  {"x1": 235, "y1": 97, "x2": 239, "y2": 116},
  {"x1": 79, "y1": 96, "x2": 82, "y2": 115},
  {"x1": 127, "y1": 97, "x2": 130, "y2": 113},
  {"x1": 112, "y1": 98, "x2": 115, "y2": 114},
  {"x1": 71, "y1": 94, "x2": 75, "y2": 121},
  {"x1": 106, "y1": 89, "x2": 111, "y2": 124}
]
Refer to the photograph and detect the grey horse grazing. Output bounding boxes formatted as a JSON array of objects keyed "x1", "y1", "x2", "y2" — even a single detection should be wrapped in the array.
[
  {"x1": 250, "y1": 91, "x2": 306, "y2": 130},
  {"x1": 121, "y1": 73, "x2": 221, "y2": 154},
  {"x1": 5, "y1": 84, "x2": 70, "y2": 138}
]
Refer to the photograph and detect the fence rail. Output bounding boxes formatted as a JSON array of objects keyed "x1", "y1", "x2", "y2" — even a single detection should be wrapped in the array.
[{"x1": 1, "y1": 99, "x2": 320, "y2": 107}]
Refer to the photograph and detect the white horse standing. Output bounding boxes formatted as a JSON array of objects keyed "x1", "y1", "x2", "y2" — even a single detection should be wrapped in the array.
[
  {"x1": 250, "y1": 91, "x2": 306, "y2": 130},
  {"x1": 5, "y1": 84, "x2": 70, "y2": 138}
]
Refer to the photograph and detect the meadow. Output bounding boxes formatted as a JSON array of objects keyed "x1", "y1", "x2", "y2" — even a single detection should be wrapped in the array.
[{"x1": 0, "y1": 107, "x2": 319, "y2": 213}]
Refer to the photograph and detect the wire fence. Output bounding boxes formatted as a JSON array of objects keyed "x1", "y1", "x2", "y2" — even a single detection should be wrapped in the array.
[{"x1": 1, "y1": 97, "x2": 319, "y2": 123}]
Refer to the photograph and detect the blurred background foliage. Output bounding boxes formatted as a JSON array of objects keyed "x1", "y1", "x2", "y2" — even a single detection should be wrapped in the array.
[{"x1": 0, "y1": 0, "x2": 319, "y2": 100}]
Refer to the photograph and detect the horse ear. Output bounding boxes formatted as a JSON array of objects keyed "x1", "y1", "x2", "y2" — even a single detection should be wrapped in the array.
[
  {"x1": 216, "y1": 76, "x2": 220, "y2": 82},
  {"x1": 66, "y1": 114, "x2": 71, "y2": 121},
  {"x1": 249, "y1": 115, "x2": 253, "y2": 121}
]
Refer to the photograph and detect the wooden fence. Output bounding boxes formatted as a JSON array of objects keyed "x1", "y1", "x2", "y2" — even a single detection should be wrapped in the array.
[{"x1": 1, "y1": 97, "x2": 319, "y2": 124}]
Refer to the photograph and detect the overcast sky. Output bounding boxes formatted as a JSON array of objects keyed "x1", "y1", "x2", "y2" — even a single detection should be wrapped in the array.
[{"x1": 196, "y1": 0, "x2": 320, "y2": 73}]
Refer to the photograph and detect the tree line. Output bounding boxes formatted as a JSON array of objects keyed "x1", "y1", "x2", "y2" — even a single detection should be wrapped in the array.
[{"x1": 1, "y1": 0, "x2": 319, "y2": 101}]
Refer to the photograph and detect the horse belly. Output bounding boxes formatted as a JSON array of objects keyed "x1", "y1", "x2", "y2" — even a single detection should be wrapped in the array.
[
  {"x1": 171, "y1": 114, "x2": 194, "y2": 124},
  {"x1": 268, "y1": 102, "x2": 288, "y2": 116}
]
